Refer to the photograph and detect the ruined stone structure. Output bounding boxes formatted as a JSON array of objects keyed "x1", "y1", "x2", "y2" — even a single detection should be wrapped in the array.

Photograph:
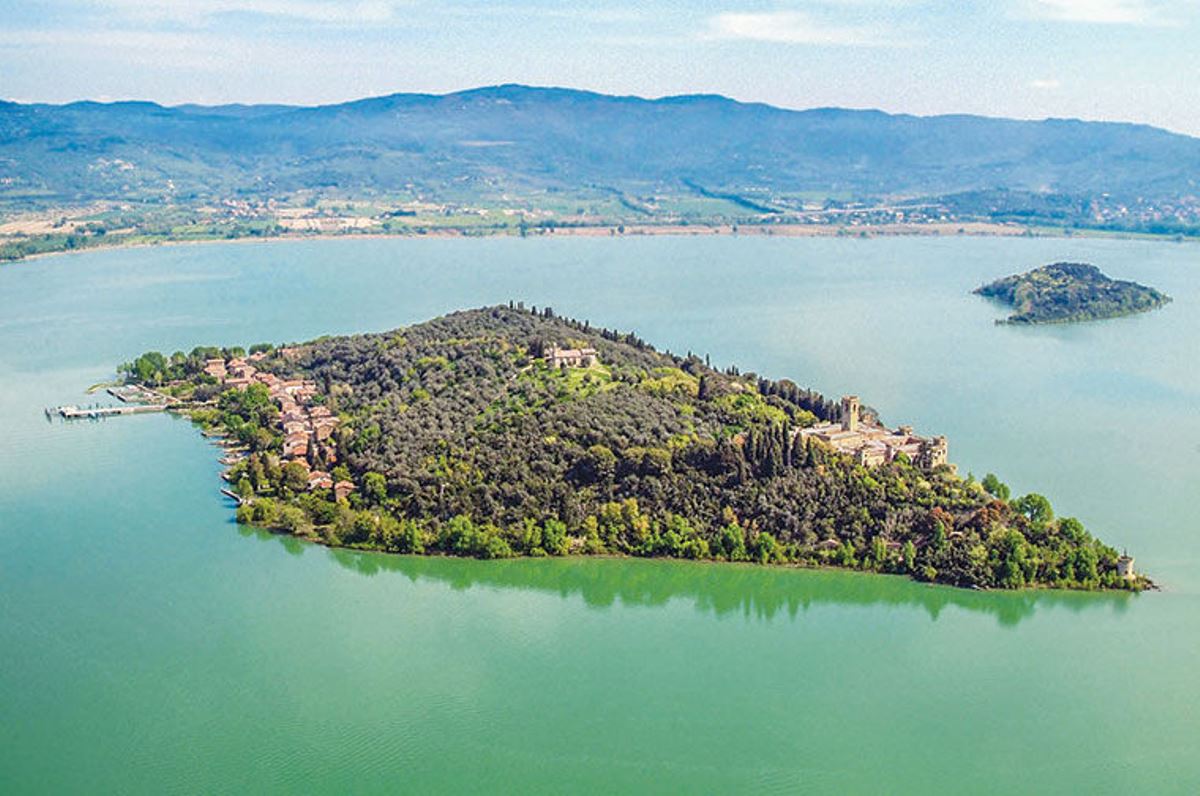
[
  {"x1": 918, "y1": 436, "x2": 949, "y2": 469},
  {"x1": 1117, "y1": 555, "x2": 1136, "y2": 579}
]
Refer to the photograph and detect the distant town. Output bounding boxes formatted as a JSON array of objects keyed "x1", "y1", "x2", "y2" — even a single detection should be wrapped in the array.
[{"x1": 3, "y1": 188, "x2": 1199, "y2": 264}]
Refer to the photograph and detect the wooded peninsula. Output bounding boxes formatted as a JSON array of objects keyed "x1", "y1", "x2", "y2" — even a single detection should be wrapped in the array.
[
  {"x1": 974, "y1": 262, "x2": 1171, "y2": 324},
  {"x1": 118, "y1": 305, "x2": 1146, "y2": 591}
]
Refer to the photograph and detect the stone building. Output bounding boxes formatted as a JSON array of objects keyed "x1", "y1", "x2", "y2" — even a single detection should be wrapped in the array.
[
  {"x1": 546, "y1": 345, "x2": 598, "y2": 369},
  {"x1": 797, "y1": 395, "x2": 951, "y2": 471},
  {"x1": 918, "y1": 436, "x2": 949, "y2": 469},
  {"x1": 203, "y1": 358, "x2": 227, "y2": 380},
  {"x1": 841, "y1": 395, "x2": 860, "y2": 433}
]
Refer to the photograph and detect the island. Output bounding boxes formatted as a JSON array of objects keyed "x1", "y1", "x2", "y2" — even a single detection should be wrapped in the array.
[
  {"x1": 115, "y1": 305, "x2": 1146, "y2": 591},
  {"x1": 974, "y1": 262, "x2": 1171, "y2": 324}
]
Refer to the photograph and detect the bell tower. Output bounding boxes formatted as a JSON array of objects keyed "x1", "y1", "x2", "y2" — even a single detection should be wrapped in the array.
[{"x1": 841, "y1": 395, "x2": 860, "y2": 433}]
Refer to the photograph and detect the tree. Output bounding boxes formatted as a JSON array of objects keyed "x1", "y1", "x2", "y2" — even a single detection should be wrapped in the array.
[
  {"x1": 1057, "y1": 516, "x2": 1089, "y2": 545},
  {"x1": 931, "y1": 520, "x2": 947, "y2": 550},
  {"x1": 1073, "y1": 545, "x2": 1099, "y2": 585},
  {"x1": 752, "y1": 531, "x2": 782, "y2": 564},
  {"x1": 381, "y1": 517, "x2": 425, "y2": 554},
  {"x1": 542, "y1": 518, "x2": 569, "y2": 556},
  {"x1": 124, "y1": 351, "x2": 169, "y2": 386},
  {"x1": 363, "y1": 471, "x2": 387, "y2": 505},
  {"x1": 981, "y1": 473, "x2": 1011, "y2": 501},
  {"x1": 993, "y1": 529, "x2": 1030, "y2": 588},
  {"x1": 575, "y1": 444, "x2": 616, "y2": 485},
  {"x1": 1014, "y1": 493, "x2": 1053, "y2": 528},
  {"x1": 278, "y1": 505, "x2": 310, "y2": 534},
  {"x1": 717, "y1": 523, "x2": 747, "y2": 561},
  {"x1": 343, "y1": 511, "x2": 376, "y2": 545},
  {"x1": 870, "y1": 537, "x2": 888, "y2": 571},
  {"x1": 250, "y1": 457, "x2": 269, "y2": 493},
  {"x1": 282, "y1": 461, "x2": 309, "y2": 493},
  {"x1": 835, "y1": 540, "x2": 857, "y2": 568}
]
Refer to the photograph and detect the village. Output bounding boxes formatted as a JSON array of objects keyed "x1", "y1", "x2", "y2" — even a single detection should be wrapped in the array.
[{"x1": 202, "y1": 352, "x2": 355, "y2": 500}]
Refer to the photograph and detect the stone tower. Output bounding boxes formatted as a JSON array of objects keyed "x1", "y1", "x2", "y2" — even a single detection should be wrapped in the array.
[
  {"x1": 918, "y1": 436, "x2": 948, "y2": 469},
  {"x1": 841, "y1": 395, "x2": 860, "y2": 433}
]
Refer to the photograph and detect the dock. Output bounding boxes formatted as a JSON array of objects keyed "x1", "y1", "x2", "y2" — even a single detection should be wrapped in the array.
[
  {"x1": 107, "y1": 384, "x2": 176, "y2": 404},
  {"x1": 219, "y1": 488, "x2": 245, "y2": 505},
  {"x1": 48, "y1": 382, "x2": 179, "y2": 421},
  {"x1": 49, "y1": 404, "x2": 168, "y2": 420}
]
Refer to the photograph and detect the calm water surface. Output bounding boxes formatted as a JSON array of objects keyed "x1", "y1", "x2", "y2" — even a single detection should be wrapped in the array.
[{"x1": 1, "y1": 235, "x2": 1198, "y2": 792}]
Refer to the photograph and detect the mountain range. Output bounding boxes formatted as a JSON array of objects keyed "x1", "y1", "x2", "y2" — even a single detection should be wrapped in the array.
[{"x1": 3, "y1": 84, "x2": 1199, "y2": 209}]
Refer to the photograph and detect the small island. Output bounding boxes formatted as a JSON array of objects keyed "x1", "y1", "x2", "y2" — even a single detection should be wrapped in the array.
[
  {"x1": 974, "y1": 262, "x2": 1171, "y2": 324},
  {"x1": 113, "y1": 305, "x2": 1146, "y2": 591}
]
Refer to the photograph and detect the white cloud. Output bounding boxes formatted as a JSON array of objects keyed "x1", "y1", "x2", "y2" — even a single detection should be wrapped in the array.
[
  {"x1": 1030, "y1": 78, "x2": 1062, "y2": 89},
  {"x1": 0, "y1": 29, "x2": 211, "y2": 51},
  {"x1": 83, "y1": 0, "x2": 403, "y2": 25},
  {"x1": 0, "y1": 27, "x2": 361, "y2": 75},
  {"x1": 703, "y1": 11, "x2": 900, "y2": 46},
  {"x1": 1022, "y1": 0, "x2": 1160, "y2": 24}
]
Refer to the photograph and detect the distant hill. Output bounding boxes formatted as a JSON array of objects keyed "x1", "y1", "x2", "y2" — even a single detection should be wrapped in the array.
[{"x1": 3, "y1": 83, "x2": 1199, "y2": 208}]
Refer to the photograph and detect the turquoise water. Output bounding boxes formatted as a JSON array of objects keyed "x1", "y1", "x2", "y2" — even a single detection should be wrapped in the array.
[{"x1": 1, "y1": 235, "x2": 1198, "y2": 792}]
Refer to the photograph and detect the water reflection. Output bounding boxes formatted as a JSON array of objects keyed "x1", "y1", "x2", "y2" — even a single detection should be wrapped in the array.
[{"x1": 240, "y1": 526, "x2": 1134, "y2": 627}]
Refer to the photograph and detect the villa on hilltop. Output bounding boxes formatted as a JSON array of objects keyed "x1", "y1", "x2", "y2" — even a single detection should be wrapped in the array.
[
  {"x1": 545, "y1": 344, "x2": 598, "y2": 369},
  {"x1": 799, "y1": 395, "x2": 949, "y2": 469}
]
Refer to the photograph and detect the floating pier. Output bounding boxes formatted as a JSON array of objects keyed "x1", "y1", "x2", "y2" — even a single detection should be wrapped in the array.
[
  {"x1": 50, "y1": 404, "x2": 168, "y2": 420},
  {"x1": 48, "y1": 382, "x2": 178, "y2": 421}
]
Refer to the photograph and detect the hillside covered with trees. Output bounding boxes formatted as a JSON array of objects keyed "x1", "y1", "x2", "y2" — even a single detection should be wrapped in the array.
[{"x1": 124, "y1": 305, "x2": 1146, "y2": 591}]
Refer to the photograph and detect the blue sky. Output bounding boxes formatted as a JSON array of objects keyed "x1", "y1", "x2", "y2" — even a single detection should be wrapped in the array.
[{"x1": 1, "y1": 1, "x2": 1197, "y2": 134}]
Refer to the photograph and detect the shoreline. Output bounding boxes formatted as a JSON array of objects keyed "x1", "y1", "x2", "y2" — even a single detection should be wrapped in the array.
[
  {"x1": 4, "y1": 219, "x2": 1194, "y2": 267},
  {"x1": 242, "y1": 508, "x2": 1151, "y2": 596}
]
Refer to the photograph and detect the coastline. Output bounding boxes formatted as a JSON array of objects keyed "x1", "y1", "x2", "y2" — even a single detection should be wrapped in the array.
[
  {"x1": 4, "y1": 218, "x2": 1193, "y2": 267},
  {"x1": 243, "y1": 509, "x2": 1149, "y2": 596}
]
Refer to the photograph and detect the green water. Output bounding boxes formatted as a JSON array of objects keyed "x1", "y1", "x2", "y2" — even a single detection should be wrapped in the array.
[{"x1": 1, "y1": 236, "x2": 1198, "y2": 793}]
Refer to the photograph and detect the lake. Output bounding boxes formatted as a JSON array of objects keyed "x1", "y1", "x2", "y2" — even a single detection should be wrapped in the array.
[{"x1": 1, "y1": 234, "x2": 1198, "y2": 793}]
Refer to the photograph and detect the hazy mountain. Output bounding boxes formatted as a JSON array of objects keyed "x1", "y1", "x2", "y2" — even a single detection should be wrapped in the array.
[{"x1": 2, "y1": 84, "x2": 1198, "y2": 207}]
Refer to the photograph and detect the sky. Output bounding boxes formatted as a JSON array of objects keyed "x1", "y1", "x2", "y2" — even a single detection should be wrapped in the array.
[{"x1": 1, "y1": 0, "x2": 1198, "y2": 135}]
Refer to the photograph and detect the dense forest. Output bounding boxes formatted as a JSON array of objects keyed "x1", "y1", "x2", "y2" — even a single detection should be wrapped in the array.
[
  {"x1": 126, "y1": 305, "x2": 1145, "y2": 591},
  {"x1": 974, "y1": 262, "x2": 1171, "y2": 324}
]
